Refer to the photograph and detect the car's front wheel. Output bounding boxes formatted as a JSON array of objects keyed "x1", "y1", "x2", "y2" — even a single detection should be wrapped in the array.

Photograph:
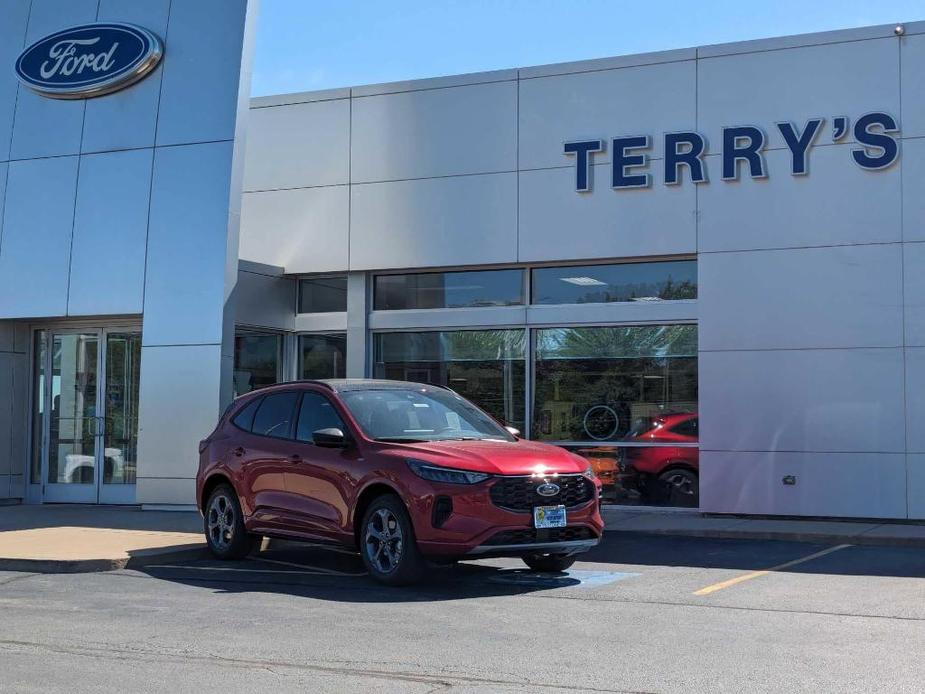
[
  {"x1": 360, "y1": 494, "x2": 425, "y2": 586},
  {"x1": 204, "y1": 484, "x2": 256, "y2": 560},
  {"x1": 522, "y1": 553, "x2": 576, "y2": 573}
]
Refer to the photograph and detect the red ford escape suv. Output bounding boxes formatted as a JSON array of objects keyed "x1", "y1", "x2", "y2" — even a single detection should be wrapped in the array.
[{"x1": 196, "y1": 380, "x2": 603, "y2": 585}]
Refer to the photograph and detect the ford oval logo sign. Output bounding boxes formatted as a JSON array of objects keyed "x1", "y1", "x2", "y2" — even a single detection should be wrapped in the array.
[
  {"x1": 14, "y1": 23, "x2": 163, "y2": 99},
  {"x1": 536, "y1": 482, "x2": 560, "y2": 497}
]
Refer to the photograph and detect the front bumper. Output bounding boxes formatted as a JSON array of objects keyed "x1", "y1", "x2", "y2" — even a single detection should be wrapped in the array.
[{"x1": 408, "y1": 474, "x2": 605, "y2": 558}]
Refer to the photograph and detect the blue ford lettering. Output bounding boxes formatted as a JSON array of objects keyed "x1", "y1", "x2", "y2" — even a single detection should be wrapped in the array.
[
  {"x1": 565, "y1": 112, "x2": 900, "y2": 191},
  {"x1": 15, "y1": 23, "x2": 163, "y2": 99}
]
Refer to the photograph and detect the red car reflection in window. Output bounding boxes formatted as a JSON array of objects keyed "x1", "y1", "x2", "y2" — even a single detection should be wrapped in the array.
[{"x1": 622, "y1": 413, "x2": 699, "y2": 507}]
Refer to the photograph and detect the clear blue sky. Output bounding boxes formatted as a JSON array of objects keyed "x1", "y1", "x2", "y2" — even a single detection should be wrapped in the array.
[{"x1": 251, "y1": 0, "x2": 925, "y2": 96}]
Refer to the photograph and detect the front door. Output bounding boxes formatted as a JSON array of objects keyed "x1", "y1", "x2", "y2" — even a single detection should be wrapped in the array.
[
  {"x1": 285, "y1": 390, "x2": 359, "y2": 541},
  {"x1": 35, "y1": 327, "x2": 142, "y2": 504}
]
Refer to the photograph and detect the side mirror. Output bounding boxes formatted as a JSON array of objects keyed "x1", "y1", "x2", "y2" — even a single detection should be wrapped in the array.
[
  {"x1": 505, "y1": 426, "x2": 521, "y2": 438},
  {"x1": 313, "y1": 427, "x2": 348, "y2": 448}
]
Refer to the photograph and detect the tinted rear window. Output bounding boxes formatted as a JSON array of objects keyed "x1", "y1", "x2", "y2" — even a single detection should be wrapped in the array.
[
  {"x1": 232, "y1": 398, "x2": 262, "y2": 432},
  {"x1": 252, "y1": 392, "x2": 298, "y2": 439}
]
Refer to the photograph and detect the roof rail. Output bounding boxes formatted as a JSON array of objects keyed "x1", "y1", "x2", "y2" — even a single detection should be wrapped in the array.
[
  {"x1": 246, "y1": 379, "x2": 335, "y2": 393},
  {"x1": 291, "y1": 379, "x2": 336, "y2": 390}
]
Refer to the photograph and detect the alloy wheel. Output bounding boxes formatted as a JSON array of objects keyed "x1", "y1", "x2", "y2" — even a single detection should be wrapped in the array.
[
  {"x1": 207, "y1": 493, "x2": 236, "y2": 550},
  {"x1": 364, "y1": 508, "x2": 404, "y2": 574}
]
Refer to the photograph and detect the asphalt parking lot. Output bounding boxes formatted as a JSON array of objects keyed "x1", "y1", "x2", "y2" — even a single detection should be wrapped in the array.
[{"x1": 1, "y1": 533, "x2": 924, "y2": 693}]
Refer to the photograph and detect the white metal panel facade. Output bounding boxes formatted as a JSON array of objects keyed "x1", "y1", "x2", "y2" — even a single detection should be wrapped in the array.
[
  {"x1": 237, "y1": 21, "x2": 925, "y2": 518},
  {"x1": 0, "y1": 0, "x2": 257, "y2": 505}
]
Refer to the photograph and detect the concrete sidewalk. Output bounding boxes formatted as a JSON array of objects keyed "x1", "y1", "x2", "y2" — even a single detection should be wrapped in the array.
[
  {"x1": 2, "y1": 504, "x2": 924, "y2": 574},
  {"x1": 0, "y1": 505, "x2": 205, "y2": 572},
  {"x1": 602, "y1": 507, "x2": 925, "y2": 547}
]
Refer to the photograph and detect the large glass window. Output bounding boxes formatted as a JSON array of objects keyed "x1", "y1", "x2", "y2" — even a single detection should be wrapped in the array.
[
  {"x1": 533, "y1": 325, "x2": 697, "y2": 441},
  {"x1": 532, "y1": 260, "x2": 696, "y2": 305},
  {"x1": 299, "y1": 276, "x2": 347, "y2": 313},
  {"x1": 233, "y1": 331, "x2": 282, "y2": 396},
  {"x1": 300, "y1": 333, "x2": 347, "y2": 379},
  {"x1": 533, "y1": 325, "x2": 698, "y2": 508},
  {"x1": 103, "y1": 333, "x2": 141, "y2": 485},
  {"x1": 30, "y1": 330, "x2": 46, "y2": 485},
  {"x1": 373, "y1": 329, "x2": 526, "y2": 431},
  {"x1": 374, "y1": 269, "x2": 524, "y2": 310}
]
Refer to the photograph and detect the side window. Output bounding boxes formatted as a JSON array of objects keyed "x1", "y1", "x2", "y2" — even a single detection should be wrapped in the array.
[
  {"x1": 252, "y1": 392, "x2": 299, "y2": 439},
  {"x1": 671, "y1": 417, "x2": 698, "y2": 437},
  {"x1": 232, "y1": 398, "x2": 262, "y2": 432},
  {"x1": 296, "y1": 392, "x2": 347, "y2": 443}
]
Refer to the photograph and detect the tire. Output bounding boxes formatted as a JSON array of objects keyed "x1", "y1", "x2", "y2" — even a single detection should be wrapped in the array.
[
  {"x1": 522, "y1": 553, "x2": 577, "y2": 573},
  {"x1": 360, "y1": 494, "x2": 425, "y2": 586},
  {"x1": 203, "y1": 484, "x2": 256, "y2": 560},
  {"x1": 657, "y1": 468, "x2": 699, "y2": 507}
]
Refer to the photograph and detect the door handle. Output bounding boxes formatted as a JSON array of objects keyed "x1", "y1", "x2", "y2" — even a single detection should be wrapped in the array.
[
  {"x1": 289, "y1": 454, "x2": 302, "y2": 463},
  {"x1": 233, "y1": 446, "x2": 245, "y2": 457}
]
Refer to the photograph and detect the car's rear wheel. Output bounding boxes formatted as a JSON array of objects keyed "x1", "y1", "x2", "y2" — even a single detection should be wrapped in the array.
[
  {"x1": 360, "y1": 494, "x2": 425, "y2": 586},
  {"x1": 658, "y1": 468, "x2": 699, "y2": 507},
  {"x1": 522, "y1": 553, "x2": 576, "y2": 573},
  {"x1": 204, "y1": 484, "x2": 256, "y2": 560}
]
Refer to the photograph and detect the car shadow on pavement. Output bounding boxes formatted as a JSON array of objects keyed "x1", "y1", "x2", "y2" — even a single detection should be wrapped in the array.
[
  {"x1": 136, "y1": 552, "x2": 589, "y2": 603},
  {"x1": 136, "y1": 531, "x2": 925, "y2": 599}
]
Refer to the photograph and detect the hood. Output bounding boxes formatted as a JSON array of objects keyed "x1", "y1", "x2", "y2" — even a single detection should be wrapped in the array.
[{"x1": 378, "y1": 438, "x2": 588, "y2": 476}]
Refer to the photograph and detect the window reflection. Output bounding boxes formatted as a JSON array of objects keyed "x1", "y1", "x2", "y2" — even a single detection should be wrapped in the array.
[
  {"x1": 535, "y1": 324, "x2": 699, "y2": 508},
  {"x1": 300, "y1": 333, "x2": 346, "y2": 380},
  {"x1": 30, "y1": 330, "x2": 46, "y2": 485},
  {"x1": 48, "y1": 333, "x2": 98, "y2": 485},
  {"x1": 373, "y1": 330, "x2": 526, "y2": 432},
  {"x1": 374, "y1": 270, "x2": 524, "y2": 310},
  {"x1": 532, "y1": 326, "x2": 697, "y2": 442},
  {"x1": 233, "y1": 332, "x2": 282, "y2": 396},
  {"x1": 103, "y1": 333, "x2": 141, "y2": 485},
  {"x1": 532, "y1": 260, "x2": 696, "y2": 305},
  {"x1": 298, "y1": 276, "x2": 348, "y2": 314},
  {"x1": 569, "y1": 441, "x2": 699, "y2": 508}
]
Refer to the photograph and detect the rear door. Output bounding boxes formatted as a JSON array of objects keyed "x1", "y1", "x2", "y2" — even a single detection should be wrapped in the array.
[
  {"x1": 236, "y1": 391, "x2": 300, "y2": 529},
  {"x1": 284, "y1": 390, "x2": 362, "y2": 542}
]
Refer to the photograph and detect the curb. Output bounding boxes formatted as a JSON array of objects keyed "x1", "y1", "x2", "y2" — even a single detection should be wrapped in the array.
[
  {"x1": 610, "y1": 527, "x2": 925, "y2": 548},
  {"x1": 0, "y1": 544, "x2": 209, "y2": 574}
]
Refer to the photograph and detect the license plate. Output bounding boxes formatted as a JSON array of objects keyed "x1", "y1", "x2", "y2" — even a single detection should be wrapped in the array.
[{"x1": 534, "y1": 505, "x2": 566, "y2": 529}]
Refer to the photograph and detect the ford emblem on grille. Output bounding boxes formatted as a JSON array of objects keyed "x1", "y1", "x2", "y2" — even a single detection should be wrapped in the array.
[{"x1": 536, "y1": 482, "x2": 560, "y2": 497}]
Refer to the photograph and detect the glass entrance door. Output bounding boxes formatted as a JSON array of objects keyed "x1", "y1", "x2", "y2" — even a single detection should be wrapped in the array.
[{"x1": 36, "y1": 328, "x2": 141, "y2": 504}]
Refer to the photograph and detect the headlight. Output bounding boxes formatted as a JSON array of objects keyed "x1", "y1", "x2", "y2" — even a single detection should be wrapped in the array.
[
  {"x1": 406, "y1": 459, "x2": 490, "y2": 485},
  {"x1": 582, "y1": 465, "x2": 597, "y2": 480}
]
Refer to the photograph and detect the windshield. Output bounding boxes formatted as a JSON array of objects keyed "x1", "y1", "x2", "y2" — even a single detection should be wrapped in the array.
[{"x1": 339, "y1": 387, "x2": 515, "y2": 443}]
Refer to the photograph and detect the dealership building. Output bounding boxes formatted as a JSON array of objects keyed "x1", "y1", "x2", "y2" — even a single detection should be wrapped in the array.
[{"x1": 0, "y1": 4, "x2": 923, "y2": 519}]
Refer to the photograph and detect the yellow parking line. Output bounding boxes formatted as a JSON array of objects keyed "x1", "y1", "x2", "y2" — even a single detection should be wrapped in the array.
[{"x1": 693, "y1": 544, "x2": 852, "y2": 596}]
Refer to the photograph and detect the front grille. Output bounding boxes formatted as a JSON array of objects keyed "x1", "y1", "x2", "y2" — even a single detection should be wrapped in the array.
[
  {"x1": 489, "y1": 474, "x2": 594, "y2": 512},
  {"x1": 483, "y1": 526, "x2": 597, "y2": 546}
]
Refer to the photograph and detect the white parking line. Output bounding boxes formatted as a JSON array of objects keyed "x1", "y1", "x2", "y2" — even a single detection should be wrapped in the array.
[
  {"x1": 248, "y1": 556, "x2": 367, "y2": 577},
  {"x1": 144, "y1": 564, "x2": 332, "y2": 576}
]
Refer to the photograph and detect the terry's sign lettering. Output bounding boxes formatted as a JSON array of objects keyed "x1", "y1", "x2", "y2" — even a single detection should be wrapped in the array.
[
  {"x1": 15, "y1": 23, "x2": 163, "y2": 99},
  {"x1": 565, "y1": 113, "x2": 899, "y2": 192}
]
